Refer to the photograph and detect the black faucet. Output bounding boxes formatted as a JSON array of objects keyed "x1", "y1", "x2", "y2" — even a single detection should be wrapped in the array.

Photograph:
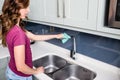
[{"x1": 70, "y1": 36, "x2": 76, "y2": 59}]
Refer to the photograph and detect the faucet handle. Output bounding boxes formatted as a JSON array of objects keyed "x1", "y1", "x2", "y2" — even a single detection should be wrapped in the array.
[{"x1": 70, "y1": 50, "x2": 75, "y2": 59}]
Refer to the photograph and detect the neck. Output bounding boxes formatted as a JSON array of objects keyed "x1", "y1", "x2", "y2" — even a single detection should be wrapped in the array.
[{"x1": 16, "y1": 18, "x2": 20, "y2": 26}]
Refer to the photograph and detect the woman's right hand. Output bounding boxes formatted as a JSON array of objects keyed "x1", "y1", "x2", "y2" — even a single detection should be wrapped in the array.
[{"x1": 36, "y1": 66, "x2": 44, "y2": 74}]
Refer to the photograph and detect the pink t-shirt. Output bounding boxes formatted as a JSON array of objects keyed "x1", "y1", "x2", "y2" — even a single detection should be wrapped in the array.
[{"x1": 6, "y1": 25, "x2": 32, "y2": 77}]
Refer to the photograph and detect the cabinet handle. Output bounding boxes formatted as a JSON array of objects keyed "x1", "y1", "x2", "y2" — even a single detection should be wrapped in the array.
[
  {"x1": 63, "y1": 0, "x2": 66, "y2": 18},
  {"x1": 57, "y1": 0, "x2": 60, "y2": 17}
]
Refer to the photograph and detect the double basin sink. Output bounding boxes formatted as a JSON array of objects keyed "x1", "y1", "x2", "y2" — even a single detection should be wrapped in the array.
[{"x1": 33, "y1": 55, "x2": 96, "y2": 80}]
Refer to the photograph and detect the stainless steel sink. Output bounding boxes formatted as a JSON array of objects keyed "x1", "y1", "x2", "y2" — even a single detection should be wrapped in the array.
[
  {"x1": 33, "y1": 55, "x2": 96, "y2": 80},
  {"x1": 53, "y1": 64, "x2": 96, "y2": 80},
  {"x1": 33, "y1": 55, "x2": 67, "y2": 74}
]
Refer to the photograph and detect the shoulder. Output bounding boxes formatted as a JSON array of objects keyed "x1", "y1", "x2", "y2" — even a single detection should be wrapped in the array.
[
  {"x1": 12, "y1": 25, "x2": 24, "y2": 33},
  {"x1": 9, "y1": 25, "x2": 24, "y2": 34},
  {"x1": 7, "y1": 25, "x2": 25, "y2": 39},
  {"x1": 6, "y1": 25, "x2": 27, "y2": 45}
]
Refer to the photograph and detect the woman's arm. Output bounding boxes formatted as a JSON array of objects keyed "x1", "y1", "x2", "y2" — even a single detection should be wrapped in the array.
[
  {"x1": 25, "y1": 30, "x2": 63, "y2": 41},
  {"x1": 14, "y1": 45, "x2": 44, "y2": 75}
]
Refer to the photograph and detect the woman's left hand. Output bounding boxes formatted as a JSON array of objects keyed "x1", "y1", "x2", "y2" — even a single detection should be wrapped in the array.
[{"x1": 56, "y1": 33, "x2": 64, "y2": 39}]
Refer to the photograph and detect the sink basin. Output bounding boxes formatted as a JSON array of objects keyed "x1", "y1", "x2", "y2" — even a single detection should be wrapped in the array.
[
  {"x1": 53, "y1": 64, "x2": 96, "y2": 80},
  {"x1": 33, "y1": 55, "x2": 96, "y2": 80},
  {"x1": 33, "y1": 55, "x2": 67, "y2": 74}
]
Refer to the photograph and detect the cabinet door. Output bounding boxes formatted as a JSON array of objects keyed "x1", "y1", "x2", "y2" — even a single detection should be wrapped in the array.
[
  {"x1": 28, "y1": 0, "x2": 44, "y2": 21},
  {"x1": 0, "y1": 57, "x2": 8, "y2": 80},
  {"x1": 0, "y1": 0, "x2": 4, "y2": 14},
  {"x1": 43, "y1": 0, "x2": 63, "y2": 24},
  {"x1": 64, "y1": 0, "x2": 98, "y2": 30}
]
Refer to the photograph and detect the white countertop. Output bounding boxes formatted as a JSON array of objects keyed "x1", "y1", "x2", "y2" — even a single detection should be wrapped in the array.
[{"x1": 0, "y1": 41, "x2": 120, "y2": 80}]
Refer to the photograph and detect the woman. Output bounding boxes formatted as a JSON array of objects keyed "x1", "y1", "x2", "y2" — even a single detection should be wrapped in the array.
[{"x1": 0, "y1": 0, "x2": 63, "y2": 80}]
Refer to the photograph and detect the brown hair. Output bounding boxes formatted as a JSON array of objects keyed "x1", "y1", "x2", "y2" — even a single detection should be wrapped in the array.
[{"x1": 0, "y1": 0, "x2": 29, "y2": 46}]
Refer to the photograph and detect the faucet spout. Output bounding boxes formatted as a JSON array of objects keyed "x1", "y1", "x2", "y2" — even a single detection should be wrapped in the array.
[{"x1": 70, "y1": 36, "x2": 76, "y2": 59}]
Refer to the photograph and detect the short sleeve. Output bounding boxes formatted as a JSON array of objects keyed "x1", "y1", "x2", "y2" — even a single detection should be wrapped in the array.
[{"x1": 13, "y1": 31, "x2": 26, "y2": 46}]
